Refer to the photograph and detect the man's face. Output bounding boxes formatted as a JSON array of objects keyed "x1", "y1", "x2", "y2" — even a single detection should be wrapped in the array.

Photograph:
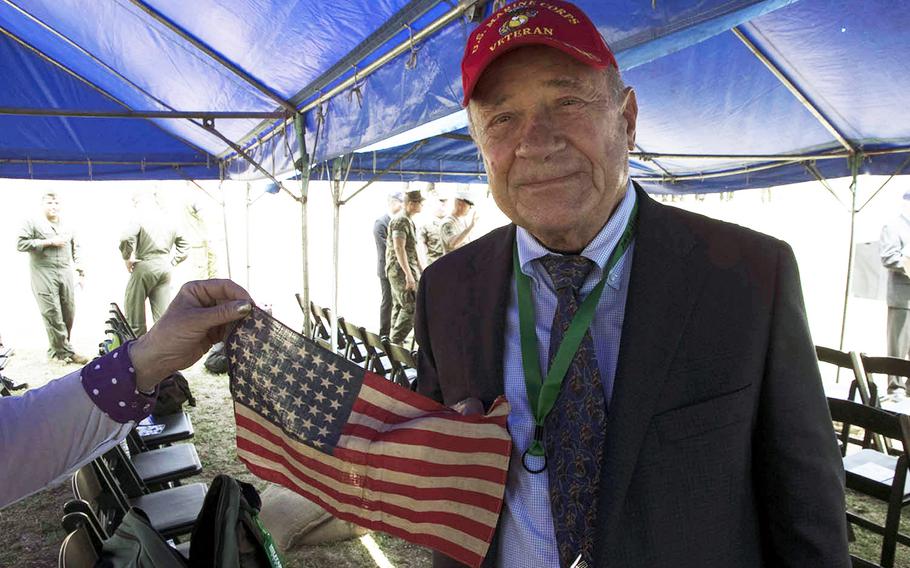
[
  {"x1": 42, "y1": 195, "x2": 59, "y2": 220},
  {"x1": 469, "y1": 46, "x2": 637, "y2": 250},
  {"x1": 389, "y1": 199, "x2": 403, "y2": 215},
  {"x1": 434, "y1": 197, "x2": 448, "y2": 218},
  {"x1": 406, "y1": 200, "x2": 423, "y2": 216}
]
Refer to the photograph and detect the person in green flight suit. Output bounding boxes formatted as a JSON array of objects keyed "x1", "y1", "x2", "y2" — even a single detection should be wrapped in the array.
[
  {"x1": 16, "y1": 192, "x2": 89, "y2": 364},
  {"x1": 120, "y1": 192, "x2": 190, "y2": 336},
  {"x1": 386, "y1": 187, "x2": 425, "y2": 344}
]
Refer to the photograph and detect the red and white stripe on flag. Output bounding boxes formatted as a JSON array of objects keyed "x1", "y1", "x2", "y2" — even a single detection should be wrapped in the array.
[{"x1": 235, "y1": 369, "x2": 512, "y2": 567}]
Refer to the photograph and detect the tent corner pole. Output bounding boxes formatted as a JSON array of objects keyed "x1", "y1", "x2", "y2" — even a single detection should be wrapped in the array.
[
  {"x1": 837, "y1": 154, "x2": 861, "y2": 359},
  {"x1": 294, "y1": 114, "x2": 312, "y2": 337},
  {"x1": 219, "y1": 181, "x2": 233, "y2": 280},
  {"x1": 245, "y1": 182, "x2": 252, "y2": 291}
]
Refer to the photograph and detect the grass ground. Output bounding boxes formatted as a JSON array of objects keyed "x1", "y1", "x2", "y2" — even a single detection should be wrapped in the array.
[{"x1": 2, "y1": 346, "x2": 910, "y2": 567}]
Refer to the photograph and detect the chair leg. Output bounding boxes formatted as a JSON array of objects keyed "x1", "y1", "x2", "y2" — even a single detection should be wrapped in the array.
[{"x1": 881, "y1": 483, "x2": 904, "y2": 567}]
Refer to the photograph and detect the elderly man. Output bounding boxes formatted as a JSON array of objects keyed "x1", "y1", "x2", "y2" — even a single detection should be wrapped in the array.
[
  {"x1": 414, "y1": 2, "x2": 849, "y2": 567},
  {"x1": 439, "y1": 185, "x2": 478, "y2": 254},
  {"x1": 386, "y1": 188, "x2": 425, "y2": 344},
  {"x1": 17, "y1": 192, "x2": 88, "y2": 364}
]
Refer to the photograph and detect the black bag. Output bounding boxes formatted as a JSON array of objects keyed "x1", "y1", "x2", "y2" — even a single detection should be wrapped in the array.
[
  {"x1": 203, "y1": 342, "x2": 229, "y2": 375},
  {"x1": 152, "y1": 371, "x2": 195, "y2": 416},
  {"x1": 96, "y1": 508, "x2": 188, "y2": 567},
  {"x1": 189, "y1": 474, "x2": 283, "y2": 568}
]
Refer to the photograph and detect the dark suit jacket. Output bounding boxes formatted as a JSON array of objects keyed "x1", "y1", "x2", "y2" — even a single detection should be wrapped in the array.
[{"x1": 413, "y1": 186, "x2": 849, "y2": 567}]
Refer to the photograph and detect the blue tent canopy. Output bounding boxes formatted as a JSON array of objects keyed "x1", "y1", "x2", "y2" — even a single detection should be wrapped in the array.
[
  {"x1": 329, "y1": 0, "x2": 910, "y2": 193},
  {"x1": 1, "y1": 0, "x2": 907, "y2": 191}
]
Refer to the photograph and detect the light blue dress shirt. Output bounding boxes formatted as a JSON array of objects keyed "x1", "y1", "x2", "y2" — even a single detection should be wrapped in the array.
[{"x1": 498, "y1": 183, "x2": 636, "y2": 567}]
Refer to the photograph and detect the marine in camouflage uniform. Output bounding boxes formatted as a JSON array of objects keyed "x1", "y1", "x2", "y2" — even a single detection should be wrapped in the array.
[
  {"x1": 16, "y1": 192, "x2": 88, "y2": 363},
  {"x1": 120, "y1": 193, "x2": 190, "y2": 336},
  {"x1": 385, "y1": 190, "x2": 425, "y2": 344},
  {"x1": 419, "y1": 217, "x2": 445, "y2": 265}
]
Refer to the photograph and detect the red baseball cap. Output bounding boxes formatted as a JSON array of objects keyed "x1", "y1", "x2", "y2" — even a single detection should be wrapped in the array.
[{"x1": 461, "y1": 0, "x2": 617, "y2": 106}]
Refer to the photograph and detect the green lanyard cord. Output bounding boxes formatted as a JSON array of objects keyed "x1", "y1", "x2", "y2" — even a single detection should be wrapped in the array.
[{"x1": 515, "y1": 200, "x2": 638, "y2": 462}]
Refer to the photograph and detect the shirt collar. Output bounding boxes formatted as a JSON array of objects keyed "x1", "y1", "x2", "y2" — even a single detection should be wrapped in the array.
[{"x1": 516, "y1": 180, "x2": 636, "y2": 289}]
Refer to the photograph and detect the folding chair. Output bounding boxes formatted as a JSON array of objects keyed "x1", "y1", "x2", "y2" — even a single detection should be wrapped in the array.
[
  {"x1": 817, "y1": 346, "x2": 876, "y2": 405},
  {"x1": 361, "y1": 329, "x2": 391, "y2": 377},
  {"x1": 861, "y1": 355, "x2": 910, "y2": 415},
  {"x1": 297, "y1": 295, "x2": 331, "y2": 345},
  {"x1": 828, "y1": 397, "x2": 910, "y2": 567},
  {"x1": 73, "y1": 460, "x2": 205, "y2": 539},
  {"x1": 104, "y1": 443, "x2": 202, "y2": 492},
  {"x1": 133, "y1": 411, "x2": 195, "y2": 449},
  {"x1": 320, "y1": 305, "x2": 349, "y2": 354},
  {"x1": 58, "y1": 520, "x2": 101, "y2": 568},
  {"x1": 383, "y1": 338, "x2": 418, "y2": 389},
  {"x1": 338, "y1": 317, "x2": 367, "y2": 364}
]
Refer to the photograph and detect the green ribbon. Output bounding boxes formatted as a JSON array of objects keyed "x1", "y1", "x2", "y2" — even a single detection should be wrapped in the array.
[{"x1": 515, "y1": 200, "x2": 638, "y2": 462}]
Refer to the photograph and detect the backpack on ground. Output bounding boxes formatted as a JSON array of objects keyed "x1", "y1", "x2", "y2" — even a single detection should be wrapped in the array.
[
  {"x1": 153, "y1": 371, "x2": 196, "y2": 416},
  {"x1": 203, "y1": 342, "x2": 229, "y2": 375},
  {"x1": 189, "y1": 474, "x2": 284, "y2": 568}
]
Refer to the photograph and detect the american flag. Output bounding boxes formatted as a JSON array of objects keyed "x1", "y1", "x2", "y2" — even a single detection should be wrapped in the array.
[{"x1": 226, "y1": 308, "x2": 512, "y2": 567}]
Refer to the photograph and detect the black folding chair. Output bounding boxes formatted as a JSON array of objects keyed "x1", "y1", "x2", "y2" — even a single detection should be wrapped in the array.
[
  {"x1": 828, "y1": 397, "x2": 910, "y2": 567},
  {"x1": 383, "y1": 338, "x2": 417, "y2": 389},
  {"x1": 861, "y1": 355, "x2": 910, "y2": 415},
  {"x1": 58, "y1": 516, "x2": 102, "y2": 568}
]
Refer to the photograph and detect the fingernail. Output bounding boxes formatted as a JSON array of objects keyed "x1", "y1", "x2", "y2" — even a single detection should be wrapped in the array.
[{"x1": 237, "y1": 302, "x2": 252, "y2": 315}]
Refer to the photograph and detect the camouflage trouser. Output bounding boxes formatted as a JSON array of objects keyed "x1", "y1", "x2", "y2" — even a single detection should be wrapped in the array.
[{"x1": 388, "y1": 271, "x2": 416, "y2": 345}]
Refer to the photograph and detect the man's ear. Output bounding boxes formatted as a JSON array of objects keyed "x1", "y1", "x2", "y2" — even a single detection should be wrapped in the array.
[{"x1": 622, "y1": 87, "x2": 638, "y2": 150}]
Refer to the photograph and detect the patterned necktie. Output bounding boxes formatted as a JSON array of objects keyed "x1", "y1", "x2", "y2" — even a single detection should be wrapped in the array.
[{"x1": 539, "y1": 254, "x2": 607, "y2": 567}]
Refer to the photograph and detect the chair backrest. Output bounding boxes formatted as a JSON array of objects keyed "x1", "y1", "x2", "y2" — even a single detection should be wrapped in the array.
[
  {"x1": 361, "y1": 329, "x2": 389, "y2": 376},
  {"x1": 108, "y1": 303, "x2": 137, "y2": 341},
  {"x1": 383, "y1": 338, "x2": 416, "y2": 388},
  {"x1": 827, "y1": 397, "x2": 910, "y2": 456},
  {"x1": 816, "y1": 346, "x2": 876, "y2": 406},
  {"x1": 339, "y1": 318, "x2": 367, "y2": 364},
  {"x1": 100, "y1": 444, "x2": 148, "y2": 498},
  {"x1": 320, "y1": 306, "x2": 347, "y2": 351},
  {"x1": 72, "y1": 461, "x2": 129, "y2": 535},
  {"x1": 64, "y1": 500, "x2": 109, "y2": 539},
  {"x1": 860, "y1": 354, "x2": 910, "y2": 381},
  {"x1": 58, "y1": 522, "x2": 101, "y2": 567},
  {"x1": 301, "y1": 296, "x2": 330, "y2": 342}
]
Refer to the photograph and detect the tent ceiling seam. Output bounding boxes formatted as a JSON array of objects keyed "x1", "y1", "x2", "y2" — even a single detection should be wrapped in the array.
[
  {"x1": 217, "y1": 0, "x2": 478, "y2": 162},
  {"x1": 731, "y1": 25, "x2": 855, "y2": 154},
  {"x1": 0, "y1": 1, "x2": 225, "y2": 162},
  {"x1": 126, "y1": 0, "x2": 297, "y2": 115},
  {"x1": 0, "y1": 23, "x2": 219, "y2": 166},
  {"x1": 227, "y1": 0, "x2": 442, "y2": 157}
]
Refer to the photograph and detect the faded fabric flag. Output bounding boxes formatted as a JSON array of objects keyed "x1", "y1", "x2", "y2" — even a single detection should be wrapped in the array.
[{"x1": 226, "y1": 307, "x2": 512, "y2": 567}]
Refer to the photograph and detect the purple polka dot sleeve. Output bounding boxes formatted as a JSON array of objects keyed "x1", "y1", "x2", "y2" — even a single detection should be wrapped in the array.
[{"x1": 80, "y1": 341, "x2": 158, "y2": 423}]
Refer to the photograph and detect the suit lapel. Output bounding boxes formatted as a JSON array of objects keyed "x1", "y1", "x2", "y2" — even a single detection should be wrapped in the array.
[
  {"x1": 595, "y1": 188, "x2": 708, "y2": 565},
  {"x1": 462, "y1": 224, "x2": 515, "y2": 408}
]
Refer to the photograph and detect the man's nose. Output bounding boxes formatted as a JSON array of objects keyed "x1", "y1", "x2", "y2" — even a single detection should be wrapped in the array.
[{"x1": 515, "y1": 108, "x2": 565, "y2": 161}]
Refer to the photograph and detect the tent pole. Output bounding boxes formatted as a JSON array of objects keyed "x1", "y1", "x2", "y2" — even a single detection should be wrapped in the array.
[
  {"x1": 245, "y1": 182, "x2": 252, "y2": 291},
  {"x1": 330, "y1": 158, "x2": 344, "y2": 355},
  {"x1": 219, "y1": 180, "x2": 233, "y2": 281},
  {"x1": 838, "y1": 155, "x2": 861, "y2": 355},
  {"x1": 294, "y1": 114, "x2": 312, "y2": 337}
]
